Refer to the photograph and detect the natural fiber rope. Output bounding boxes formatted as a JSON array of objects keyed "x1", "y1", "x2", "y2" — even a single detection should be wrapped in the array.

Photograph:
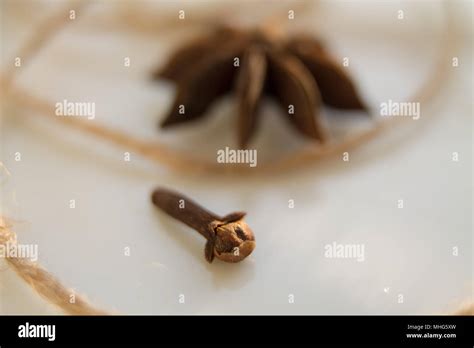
[
  {"x1": 0, "y1": 2, "x2": 112, "y2": 315},
  {"x1": 0, "y1": 217, "x2": 108, "y2": 315},
  {"x1": 453, "y1": 301, "x2": 474, "y2": 316},
  {"x1": 0, "y1": 1, "x2": 471, "y2": 315}
]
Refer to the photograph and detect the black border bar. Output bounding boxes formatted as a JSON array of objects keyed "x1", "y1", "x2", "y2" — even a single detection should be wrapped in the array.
[{"x1": 0, "y1": 315, "x2": 472, "y2": 346}]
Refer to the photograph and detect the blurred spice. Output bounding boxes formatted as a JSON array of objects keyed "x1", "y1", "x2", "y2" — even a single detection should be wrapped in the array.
[{"x1": 153, "y1": 26, "x2": 367, "y2": 148}]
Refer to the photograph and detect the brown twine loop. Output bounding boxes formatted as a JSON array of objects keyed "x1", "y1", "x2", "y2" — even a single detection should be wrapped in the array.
[
  {"x1": 0, "y1": 217, "x2": 108, "y2": 315},
  {"x1": 0, "y1": 1, "x2": 471, "y2": 315}
]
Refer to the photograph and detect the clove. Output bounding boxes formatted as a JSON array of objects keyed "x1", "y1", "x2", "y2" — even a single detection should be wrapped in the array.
[{"x1": 151, "y1": 187, "x2": 255, "y2": 263}]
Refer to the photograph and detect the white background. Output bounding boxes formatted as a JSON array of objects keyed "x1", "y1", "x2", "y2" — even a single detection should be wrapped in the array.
[{"x1": 0, "y1": 0, "x2": 472, "y2": 314}]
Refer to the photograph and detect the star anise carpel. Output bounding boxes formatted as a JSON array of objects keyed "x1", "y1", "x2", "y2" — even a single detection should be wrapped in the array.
[{"x1": 152, "y1": 26, "x2": 367, "y2": 148}]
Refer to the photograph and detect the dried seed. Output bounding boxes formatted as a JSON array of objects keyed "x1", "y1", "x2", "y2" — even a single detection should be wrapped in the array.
[
  {"x1": 154, "y1": 27, "x2": 245, "y2": 82},
  {"x1": 287, "y1": 37, "x2": 367, "y2": 110},
  {"x1": 235, "y1": 45, "x2": 267, "y2": 148},
  {"x1": 160, "y1": 41, "x2": 246, "y2": 128},
  {"x1": 153, "y1": 27, "x2": 368, "y2": 147},
  {"x1": 267, "y1": 51, "x2": 328, "y2": 142},
  {"x1": 151, "y1": 187, "x2": 256, "y2": 263}
]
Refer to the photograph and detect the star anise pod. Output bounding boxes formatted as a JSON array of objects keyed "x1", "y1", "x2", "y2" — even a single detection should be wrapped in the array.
[{"x1": 153, "y1": 26, "x2": 367, "y2": 148}]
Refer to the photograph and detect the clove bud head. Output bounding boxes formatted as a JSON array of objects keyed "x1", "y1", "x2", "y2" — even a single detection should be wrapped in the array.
[{"x1": 213, "y1": 219, "x2": 255, "y2": 263}]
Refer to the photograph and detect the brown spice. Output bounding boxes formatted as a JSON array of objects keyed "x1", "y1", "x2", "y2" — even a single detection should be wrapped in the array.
[
  {"x1": 153, "y1": 26, "x2": 367, "y2": 148},
  {"x1": 151, "y1": 187, "x2": 255, "y2": 263}
]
